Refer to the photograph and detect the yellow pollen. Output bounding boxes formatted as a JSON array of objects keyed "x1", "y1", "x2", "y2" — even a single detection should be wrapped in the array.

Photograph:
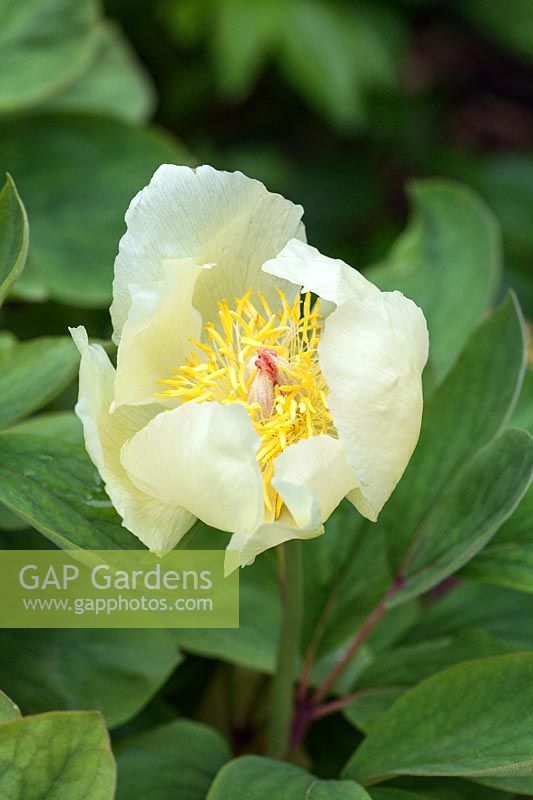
[{"x1": 157, "y1": 289, "x2": 334, "y2": 519}]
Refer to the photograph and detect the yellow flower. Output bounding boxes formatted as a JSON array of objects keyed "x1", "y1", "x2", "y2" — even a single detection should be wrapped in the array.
[{"x1": 71, "y1": 166, "x2": 428, "y2": 567}]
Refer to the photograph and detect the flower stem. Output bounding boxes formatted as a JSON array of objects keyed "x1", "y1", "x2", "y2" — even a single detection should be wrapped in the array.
[{"x1": 266, "y1": 539, "x2": 303, "y2": 759}]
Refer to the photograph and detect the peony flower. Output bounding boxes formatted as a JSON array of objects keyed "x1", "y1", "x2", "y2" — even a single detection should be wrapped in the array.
[{"x1": 70, "y1": 165, "x2": 428, "y2": 568}]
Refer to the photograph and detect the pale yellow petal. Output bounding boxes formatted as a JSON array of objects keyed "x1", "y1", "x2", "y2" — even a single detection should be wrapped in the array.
[
  {"x1": 262, "y1": 238, "x2": 378, "y2": 308},
  {"x1": 113, "y1": 258, "x2": 210, "y2": 408},
  {"x1": 120, "y1": 402, "x2": 264, "y2": 533},
  {"x1": 111, "y1": 165, "x2": 305, "y2": 342},
  {"x1": 318, "y1": 291, "x2": 428, "y2": 520},
  {"x1": 69, "y1": 326, "x2": 195, "y2": 552}
]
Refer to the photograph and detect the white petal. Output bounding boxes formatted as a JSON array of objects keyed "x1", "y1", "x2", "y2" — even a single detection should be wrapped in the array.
[
  {"x1": 272, "y1": 434, "x2": 358, "y2": 528},
  {"x1": 120, "y1": 402, "x2": 264, "y2": 533},
  {"x1": 226, "y1": 519, "x2": 323, "y2": 572},
  {"x1": 262, "y1": 239, "x2": 378, "y2": 307},
  {"x1": 226, "y1": 434, "x2": 357, "y2": 569},
  {"x1": 318, "y1": 291, "x2": 429, "y2": 520},
  {"x1": 69, "y1": 326, "x2": 195, "y2": 552},
  {"x1": 111, "y1": 165, "x2": 304, "y2": 342},
  {"x1": 113, "y1": 258, "x2": 210, "y2": 409}
]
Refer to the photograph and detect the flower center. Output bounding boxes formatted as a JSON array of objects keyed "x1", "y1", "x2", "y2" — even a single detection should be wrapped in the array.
[{"x1": 157, "y1": 289, "x2": 333, "y2": 518}]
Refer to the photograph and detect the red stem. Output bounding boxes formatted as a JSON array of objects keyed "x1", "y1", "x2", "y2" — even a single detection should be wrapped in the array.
[
  {"x1": 311, "y1": 579, "x2": 402, "y2": 705},
  {"x1": 289, "y1": 575, "x2": 404, "y2": 751},
  {"x1": 312, "y1": 691, "x2": 361, "y2": 720}
]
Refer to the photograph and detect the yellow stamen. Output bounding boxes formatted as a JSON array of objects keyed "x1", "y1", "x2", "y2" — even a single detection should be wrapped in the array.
[{"x1": 157, "y1": 290, "x2": 334, "y2": 518}]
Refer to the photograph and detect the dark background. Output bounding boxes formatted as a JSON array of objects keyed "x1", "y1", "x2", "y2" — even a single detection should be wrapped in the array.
[{"x1": 107, "y1": 0, "x2": 533, "y2": 317}]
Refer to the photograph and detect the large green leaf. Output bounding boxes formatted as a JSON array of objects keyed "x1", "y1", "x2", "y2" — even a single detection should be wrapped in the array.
[
  {"x1": 462, "y1": 368, "x2": 533, "y2": 592},
  {"x1": 0, "y1": 689, "x2": 20, "y2": 724},
  {"x1": 0, "y1": 433, "x2": 140, "y2": 549},
  {"x1": 0, "y1": 629, "x2": 180, "y2": 728},
  {"x1": 370, "y1": 791, "x2": 435, "y2": 800},
  {"x1": 367, "y1": 180, "x2": 501, "y2": 386},
  {"x1": 0, "y1": 505, "x2": 29, "y2": 532},
  {"x1": 344, "y1": 654, "x2": 533, "y2": 784},
  {"x1": 442, "y1": 152, "x2": 533, "y2": 316},
  {"x1": 43, "y1": 22, "x2": 155, "y2": 122},
  {"x1": 462, "y1": 486, "x2": 533, "y2": 593},
  {"x1": 510, "y1": 367, "x2": 533, "y2": 434},
  {"x1": 5, "y1": 410, "x2": 83, "y2": 444},
  {"x1": 0, "y1": 174, "x2": 28, "y2": 307},
  {"x1": 388, "y1": 428, "x2": 532, "y2": 606},
  {"x1": 0, "y1": 0, "x2": 98, "y2": 113},
  {"x1": 302, "y1": 503, "x2": 392, "y2": 658},
  {"x1": 211, "y1": 0, "x2": 278, "y2": 99},
  {"x1": 175, "y1": 536, "x2": 280, "y2": 673},
  {"x1": 0, "y1": 113, "x2": 190, "y2": 306},
  {"x1": 116, "y1": 719, "x2": 230, "y2": 800},
  {"x1": 357, "y1": 629, "x2": 507, "y2": 690},
  {"x1": 381, "y1": 294, "x2": 526, "y2": 570},
  {"x1": 344, "y1": 630, "x2": 507, "y2": 733},
  {"x1": 208, "y1": 755, "x2": 371, "y2": 799},
  {"x1": 280, "y1": 0, "x2": 363, "y2": 130},
  {"x1": 406, "y1": 580, "x2": 533, "y2": 651},
  {"x1": 390, "y1": 777, "x2": 519, "y2": 800},
  {"x1": 0, "y1": 337, "x2": 79, "y2": 429},
  {"x1": 344, "y1": 688, "x2": 406, "y2": 735},
  {"x1": 279, "y1": 0, "x2": 403, "y2": 131},
  {"x1": 0, "y1": 412, "x2": 82, "y2": 532},
  {"x1": 0, "y1": 710, "x2": 115, "y2": 799},
  {"x1": 344, "y1": 627, "x2": 509, "y2": 733},
  {"x1": 474, "y1": 774, "x2": 533, "y2": 796}
]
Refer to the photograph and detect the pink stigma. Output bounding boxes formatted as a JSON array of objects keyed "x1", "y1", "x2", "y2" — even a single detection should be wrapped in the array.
[{"x1": 255, "y1": 348, "x2": 279, "y2": 384}]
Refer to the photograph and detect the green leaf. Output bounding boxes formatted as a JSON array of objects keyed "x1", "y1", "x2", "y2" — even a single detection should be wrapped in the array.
[
  {"x1": 116, "y1": 719, "x2": 230, "y2": 800},
  {"x1": 388, "y1": 428, "x2": 533, "y2": 606},
  {"x1": 175, "y1": 538, "x2": 280, "y2": 673},
  {"x1": 0, "y1": 710, "x2": 115, "y2": 799},
  {"x1": 461, "y1": 368, "x2": 533, "y2": 592},
  {"x1": 0, "y1": 337, "x2": 79, "y2": 430},
  {"x1": 5, "y1": 411, "x2": 83, "y2": 444},
  {"x1": 381, "y1": 294, "x2": 526, "y2": 570},
  {"x1": 0, "y1": 433, "x2": 142, "y2": 549},
  {"x1": 344, "y1": 688, "x2": 404, "y2": 734},
  {"x1": 462, "y1": 485, "x2": 533, "y2": 593},
  {"x1": 280, "y1": 0, "x2": 364, "y2": 130},
  {"x1": 510, "y1": 367, "x2": 533, "y2": 433},
  {"x1": 208, "y1": 755, "x2": 372, "y2": 799},
  {"x1": 43, "y1": 22, "x2": 155, "y2": 123},
  {"x1": 367, "y1": 180, "x2": 501, "y2": 386},
  {"x1": 392, "y1": 777, "x2": 519, "y2": 800},
  {"x1": 0, "y1": 690, "x2": 20, "y2": 724},
  {"x1": 344, "y1": 630, "x2": 507, "y2": 733},
  {"x1": 0, "y1": 174, "x2": 28, "y2": 307},
  {"x1": 370, "y1": 790, "x2": 435, "y2": 800},
  {"x1": 0, "y1": 409, "x2": 83, "y2": 530},
  {"x1": 0, "y1": 629, "x2": 180, "y2": 728},
  {"x1": 407, "y1": 580, "x2": 533, "y2": 651},
  {"x1": 343, "y1": 654, "x2": 533, "y2": 784},
  {"x1": 0, "y1": 0, "x2": 98, "y2": 113},
  {"x1": 303, "y1": 503, "x2": 392, "y2": 658},
  {"x1": 0, "y1": 503, "x2": 27, "y2": 531},
  {"x1": 0, "y1": 113, "x2": 190, "y2": 306},
  {"x1": 474, "y1": 774, "x2": 533, "y2": 796},
  {"x1": 357, "y1": 629, "x2": 507, "y2": 690},
  {"x1": 212, "y1": 0, "x2": 278, "y2": 99}
]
